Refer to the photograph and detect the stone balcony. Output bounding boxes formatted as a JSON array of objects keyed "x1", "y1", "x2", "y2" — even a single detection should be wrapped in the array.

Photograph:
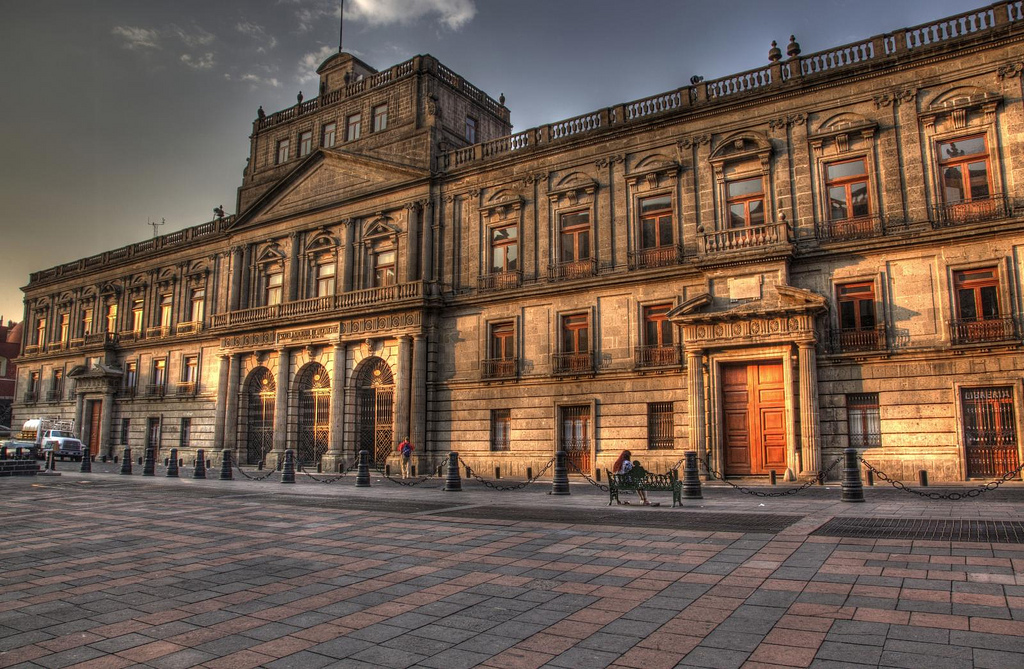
[
  {"x1": 478, "y1": 271, "x2": 522, "y2": 292},
  {"x1": 481, "y1": 358, "x2": 518, "y2": 381},
  {"x1": 699, "y1": 221, "x2": 790, "y2": 255},
  {"x1": 211, "y1": 281, "x2": 426, "y2": 329},
  {"x1": 931, "y1": 194, "x2": 1022, "y2": 228},
  {"x1": 949, "y1": 316, "x2": 1019, "y2": 346},
  {"x1": 816, "y1": 215, "x2": 887, "y2": 242},
  {"x1": 628, "y1": 245, "x2": 683, "y2": 271},
  {"x1": 827, "y1": 325, "x2": 889, "y2": 354},
  {"x1": 634, "y1": 345, "x2": 684, "y2": 371},
  {"x1": 552, "y1": 352, "x2": 595, "y2": 376}
]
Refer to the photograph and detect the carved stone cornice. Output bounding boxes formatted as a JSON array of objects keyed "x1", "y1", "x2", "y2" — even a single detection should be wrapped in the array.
[
  {"x1": 997, "y1": 62, "x2": 1024, "y2": 79},
  {"x1": 677, "y1": 133, "x2": 710, "y2": 150},
  {"x1": 594, "y1": 154, "x2": 624, "y2": 169}
]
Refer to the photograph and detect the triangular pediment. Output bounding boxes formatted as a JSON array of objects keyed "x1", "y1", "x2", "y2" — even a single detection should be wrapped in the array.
[
  {"x1": 669, "y1": 285, "x2": 826, "y2": 324},
  {"x1": 229, "y1": 149, "x2": 429, "y2": 231}
]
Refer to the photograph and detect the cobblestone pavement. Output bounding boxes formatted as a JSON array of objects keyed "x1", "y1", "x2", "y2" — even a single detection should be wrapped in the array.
[{"x1": 1, "y1": 468, "x2": 1023, "y2": 668}]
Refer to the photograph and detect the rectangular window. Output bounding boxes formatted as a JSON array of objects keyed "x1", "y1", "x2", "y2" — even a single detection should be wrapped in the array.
[
  {"x1": 35, "y1": 318, "x2": 46, "y2": 347},
  {"x1": 559, "y1": 211, "x2": 591, "y2": 263},
  {"x1": 826, "y1": 158, "x2": 870, "y2": 221},
  {"x1": 489, "y1": 224, "x2": 518, "y2": 274},
  {"x1": 465, "y1": 116, "x2": 477, "y2": 143},
  {"x1": 836, "y1": 282, "x2": 876, "y2": 331},
  {"x1": 346, "y1": 113, "x2": 362, "y2": 141},
  {"x1": 643, "y1": 304, "x2": 674, "y2": 347},
  {"x1": 28, "y1": 371, "x2": 39, "y2": 394},
  {"x1": 315, "y1": 260, "x2": 336, "y2": 297},
  {"x1": 265, "y1": 271, "x2": 283, "y2": 306},
  {"x1": 489, "y1": 321, "x2": 515, "y2": 360},
  {"x1": 105, "y1": 304, "x2": 117, "y2": 333},
  {"x1": 189, "y1": 288, "x2": 205, "y2": 323},
  {"x1": 180, "y1": 417, "x2": 192, "y2": 449},
  {"x1": 125, "y1": 362, "x2": 138, "y2": 392},
  {"x1": 648, "y1": 402, "x2": 674, "y2": 449},
  {"x1": 561, "y1": 313, "x2": 589, "y2": 354},
  {"x1": 726, "y1": 177, "x2": 765, "y2": 228},
  {"x1": 490, "y1": 409, "x2": 510, "y2": 451},
  {"x1": 159, "y1": 294, "x2": 173, "y2": 327},
  {"x1": 560, "y1": 405, "x2": 591, "y2": 473},
  {"x1": 58, "y1": 313, "x2": 69, "y2": 343},
  {"x1": 299, "y1": 130, "x2": 312, "y2": 157},
  {"x1": 373, "y1": 250, "x2": 396, "y2": 287},
  {"x1": 153, "y1": 359, "x2": 167, "y2": 388},
  {"x1": 131, "y1": 299, "x2": 144, "y2": 333},
  {"x1": 847, "y1": 393, "x2": 880, "y2": 448},
  {"x1": 322, "y1": 122, "x2": 336, "y2": 148},
  {"x1": 52, "y1": 369, "x2": 64, "y2": 399},
  {"x1": 182, "y1": 356, "x2": 198, "y2": 384},
  {"x1": 81, "y1": 307, "x2": 93, "y2": 337},
  {"x1": 640, "y1": 195, "x2": 673, "y2": 249},
  {"x1": 954, "y1": 268, "x2": 1000, "y2": 322},
  {"x1": 121, "y1": 418, "x2": 130, "y2": 445},
  {"x1": 372, "y1": 104, "x2": 388, "y2": 132},
  {"x1": 147, "y1": 417, "x2": 160, "y2": 451},
  {"x1": 938, "y1": 135, "x2": 990, "y2": 204},
  {"x1": 276, "y1": 138, "x2": 290, "y2": 164}
]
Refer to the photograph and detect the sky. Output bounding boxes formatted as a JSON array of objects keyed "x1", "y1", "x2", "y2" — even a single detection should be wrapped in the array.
[{"x1": 0, "y1": 0, "x2": 985, "y2": 324}]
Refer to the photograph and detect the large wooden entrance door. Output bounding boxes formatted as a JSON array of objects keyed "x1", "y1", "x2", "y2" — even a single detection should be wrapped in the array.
[
  {"x1": 722, "y1": 362, "x2": 787, "y2": 476},
  {"x1": 87, "y1": 400, "x2": 102, "y2": 457}
]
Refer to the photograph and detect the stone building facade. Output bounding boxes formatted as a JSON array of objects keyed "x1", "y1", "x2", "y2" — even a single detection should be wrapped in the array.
[{"x1": 13, "y1": 3, "x2": 1024, "y2": 481}]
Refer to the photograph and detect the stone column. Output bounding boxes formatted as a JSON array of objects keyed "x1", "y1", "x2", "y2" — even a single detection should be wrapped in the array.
[
  {"x1": 343, "y1": 219, "x2": 356, "y2": 292},
  {"x1": 239, "y1": 245, "x2": 253, "y2": 309},
  {"x1": 324, "y1": 342, "x2": 346, "y2": 471},
  {"x1": 685, "y1": 349, "x2": 706, "y2": 471},
  {"x1": 420, "y1": 199, "x2": 434, "y2": 284},
  {"x1": 798, "y1": 340, "x2": 821, "y2": 475},
  {"x1": 286, "y1": 231, "x2": 300, "y2": 301},
  {"x1": 98, "y1": 391, "x2": 115, "y2": 459},
  {"x1": 410, "y1": 334, "x2": 427, "y2": 452},
  {"x1": 271, "y1": 348, "x2": 290, "y2": 466},
  {"x1": 228, "y1": 246, "x2": 243, "y2": 310},
  {"x1": 212, "y1": 354, "x2": 230, "y2": 449},
  {"x1": 405, "y1": 203, "x2": 420, "y2": 283},
  {"x1": 224, "y1": 354, "x2": 241, "y2": 458},
  {"x1": 73, "y1": 392, "x2": 85, "y2": 438},
  {"x1": 394, "y1": 336, "x2": 412, "y2": 450},
  {"x1": 895, "y1": 90, "x2": 926, "y2": 222}
]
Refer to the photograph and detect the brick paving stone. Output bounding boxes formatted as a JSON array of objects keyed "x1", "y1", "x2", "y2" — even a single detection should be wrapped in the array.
[{"x1": 679, "y1": 645, "x2": 751, "y2": 668}]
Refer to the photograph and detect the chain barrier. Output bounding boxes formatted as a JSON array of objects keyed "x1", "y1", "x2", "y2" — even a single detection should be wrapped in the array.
[
  {"x1": 700, "y1": 456, "x2": 842, "y2": 497},
  {"x1": 296, "y1": 460, "x2": 352, "y2": 484},
  {"x1": 566, "y1": 458, "x2": 610, "y2": 492},
  {"x1": 859, "y1": 458, "x2": 1024, "y2": 501},
  {"x1": 369, "y1": 458, "x2": 437, "y2": 487},
  {"x1": 457, "y1": 455, "x2": 556, "y2": 491},
  {"x1": 233, "y1": 461, "x2": 278, "y2": 481}
]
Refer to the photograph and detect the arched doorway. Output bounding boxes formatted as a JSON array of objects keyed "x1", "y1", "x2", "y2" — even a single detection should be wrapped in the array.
[
  {"x1": 243, "y1": 367, "x2": 275, "y2": 465},
  {"x1": 297, "y1": 363, "x2": 330, "y2": 465},
  {"x1": 355, "y1": 357, "x2": 394, "y2": 463}
]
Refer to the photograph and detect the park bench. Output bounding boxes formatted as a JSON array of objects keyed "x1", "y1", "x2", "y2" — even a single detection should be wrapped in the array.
[{"x1": 607, "y1": 463, "x2": 681, "y2": 507}]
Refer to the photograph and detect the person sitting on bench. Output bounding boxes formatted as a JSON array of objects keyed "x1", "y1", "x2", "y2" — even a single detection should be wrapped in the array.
[{"x1": 612, "y1": 450, "x2": 650, "y2": 505}]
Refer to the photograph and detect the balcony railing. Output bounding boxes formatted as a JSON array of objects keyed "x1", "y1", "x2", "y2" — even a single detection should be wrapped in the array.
[
  {"x1": 931, "y1": 194, "x2": 1015, "y2": 228},
  {"x1": 828, "y1": 326, "x2": 888, "y2": 353},
  {"x1": 24, "y1": 345, "x2": 40, "y2": 355},
  {"x1": 146, "y1": 325, "x2": 171, "y2": 339},
  {"x1": 176, "y1": 321, "x2": 203, "y2": 335},
  {"x1": 949, "y1": 317, "x2": 1018, "y2": 345},
  {"x1": 628, "y1": 245, "x2": 683, "y2": 270},
  {"x1": 634, "y1": 345, "x2": 683, "y2": 369},
  {"x1": 122, "y1": 385, "x2": 136, "y2": 398},
  {"x1": 701, "y1": 222, "x2": 789, "y2": 254},
  {"x1": 547, "y1": 259, "x2": 597, "y2": 282},
  {"x1": 482, "y1": 358, "x2": 518, "y2": 380},
  {"x1": 478, "y1": 271, "x2": 522, "y2": 292},
  {"x1": 817, "y1": 215, "x2": 885, "y2": 242},
  {"x1": 211, "y1": 282, "x2": 424, "y2": 328},
  {"x1": 48, "y1": 342, "x2": 67, "y2": 353},
  {"x1": 23, "y1": 392, "x2": 38, "y2": 403},
  {"x1": 175, "y1": 382, "x2": 197, "y2": 396},
  {"x1": 69, "y1": 337, "x2": 85, "y2": 349},
  {"x1": 552, "y1": 352, "x2": 595, "y2": 375},
  {"x1": 145, "y1": 384, "x2": 166, "y2": 398},
  {"x1": 84, "y1": 332, "x2": 117, "y2": 346},
  {"x1": 119, "y1": 330, "x2": 143, "y2": 344},
  {"x1": 45, "y1": 390, "x2": 63, "y2": 402}
]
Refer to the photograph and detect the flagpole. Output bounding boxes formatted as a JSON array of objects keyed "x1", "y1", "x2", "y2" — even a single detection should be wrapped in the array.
[{"x1": 339, "y1": 0, "x2": 344, "y2": 52}]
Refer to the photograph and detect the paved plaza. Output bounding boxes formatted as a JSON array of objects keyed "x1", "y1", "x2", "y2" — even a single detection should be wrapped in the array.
[{"x1": 1, "y1": 465, "x2": 1023, "y2": 669}]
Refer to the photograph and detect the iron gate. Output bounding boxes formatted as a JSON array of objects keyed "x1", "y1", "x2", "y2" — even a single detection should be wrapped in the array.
[
  {"x1": 560, "y1": 405, "x2": 592, "y2": 475},
  {"x1": 297, "y1": 364, "x2": 330, "y2": 465},
  {"x1": 244, "y1": 367, "x2": 275, "y2": 465},
  {"x1": 962, "y1": 387, "x2": 1019, "y2": 478},
  {"x1": 356, "y1": 358, "x2": 395, "y2": 464}
]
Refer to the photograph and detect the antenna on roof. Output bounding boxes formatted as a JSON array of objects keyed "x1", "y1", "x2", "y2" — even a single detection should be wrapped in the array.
[
  {"x1": 148, "y1": 217, "x2": 165, "y2": 238},
  {"x1": 339, "y1": 0, "x2": 345, "y2": 53}
]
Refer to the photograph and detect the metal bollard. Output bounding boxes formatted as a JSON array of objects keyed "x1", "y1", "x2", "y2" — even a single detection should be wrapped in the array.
[
  {"x1": 0, "y1": 446, "x2": 7, "y2": 460},
  {"x1": 495, "y1": 466, "x2": 500, "y2": 480},
  {"x1": 80, "y1": 449, "x2": 92, "y2": 473},
  {"x1": 101, "y1": 455, "x2": 108, "y2": 463},
  {"x1": 769, "y1": 470, "x2": 777, "y2": 486},
  {"x1": 137, "y1": 456, "x2": 143, "y2": 466},
  {"x1": 219, "y1": 449, "x2": 233, "y2": 481},
  {"x1": 526, "y1": 466, "x2": 533, "y2": 480},
  {"x1": 193, "y1": 449, "x2": 207, "y2": 479},
  {"x1": 841, "y1": 447, "x2": 865, "y2": 502},
  {"x1": 143, "y1": 448, "x2": 155, "y2": 476},
  {"x1": 120, "y1": 447, "x2": 132, "y2": 475},
  {"x1": 682, "y1": 451, "x2": 703, "y2": 500},
  {"x1": 166, "y1": 448, "x2": 179, "y2": 477},
  {"x1": 48, "y1": 451, "x2": 57, "y2": 472},
  {"x1": 355, "y1": 450, "x2": 371, "y2": 487},
  {"x1": 918, "y1": 470, "x2": 928, "y2": 487},
  {"x1": 281, "y1": 449, "x2": 295, "y2": 484},
  {"x1": 443, "y1": 452, "x2": 462, "y2": 492},
  {"x1": 551, "y1": 450, "x2": 570, "y2": 496},
  {"x1": 866, "y1": 468, "x2": 874, "y2": 486}
]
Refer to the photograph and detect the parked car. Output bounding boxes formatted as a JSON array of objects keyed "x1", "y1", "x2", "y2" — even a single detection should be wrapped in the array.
[
  {"x1": 2, "y1": 440, "x2": 42, "y2": 459},
  {"x1": 41, "y1": 430, "x2": 84, "y2": 461}
]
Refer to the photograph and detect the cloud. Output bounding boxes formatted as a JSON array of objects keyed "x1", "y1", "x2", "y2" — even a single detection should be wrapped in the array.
[
  {"x1": 298, "y1": 44, "x2": 337, "y2": 82},
  {"x1": 112, "y1": 25, "x2": 161, "y2": 50},
  {"x1": 347, "y1": 0, "x2": 476, "y2": 30},
  {"x1": 180, "y1": 53, "x2": 215, "y2": 70},
  {"x1": 224, "y1": 72, "x2": 283, "y2": 89},
  {"x1": 236, "y1": 21, "x2": 278, "y2": 52}
]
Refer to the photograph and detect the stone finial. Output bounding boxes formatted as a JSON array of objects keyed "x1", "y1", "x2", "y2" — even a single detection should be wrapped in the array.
[
  {"x1": 768, "y1": 40, "x2": 782, "y2": 63},
  {"x1": 787, "y1": 35, "x2": 801, "y2": 58},
  {"x1": 499, "y1": 92, "x2": 505, "y2": 106},
  {"x1": 257, "y1": 105, "x2": 265, "y2": 120},
  {"x1": 297, "y1": 91, "x2": 304, "y2": 104}
]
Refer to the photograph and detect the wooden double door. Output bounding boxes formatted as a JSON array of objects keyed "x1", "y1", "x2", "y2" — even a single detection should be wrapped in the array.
[{"x1": 722, "y1": 362, "x2": 787, "y2": 476}]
